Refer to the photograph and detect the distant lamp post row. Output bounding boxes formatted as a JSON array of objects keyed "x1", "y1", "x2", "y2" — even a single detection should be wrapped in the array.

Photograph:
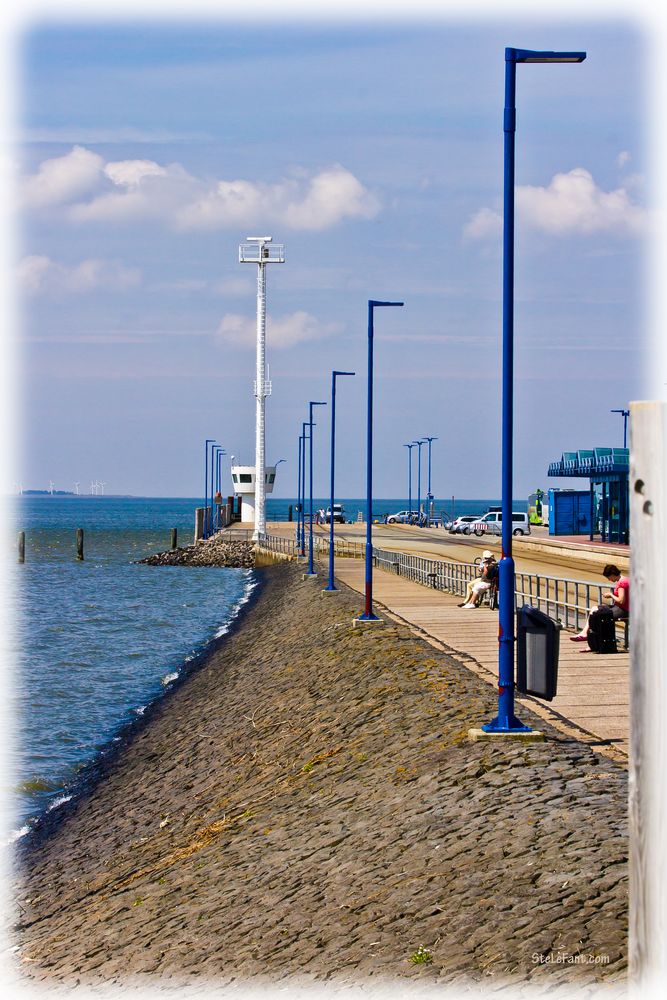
[
  {"x1": 403, "y1": 436, "x2": 438, "y2": 526},
  {"x1": 297, "y1": 300, "x2": 404, "y2": 623}
]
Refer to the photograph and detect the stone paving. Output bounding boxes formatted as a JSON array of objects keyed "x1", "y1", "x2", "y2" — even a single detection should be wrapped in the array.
[{"x1": 13, "y1": 564, "x2": 628, "y2": 997}]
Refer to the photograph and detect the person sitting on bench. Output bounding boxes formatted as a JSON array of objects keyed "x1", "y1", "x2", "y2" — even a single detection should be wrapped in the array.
[
  {"x1": 569, "y1": 564, "x2": 629, "y2": 642},
  {"x1": 460, "y1": 551, "x2": 498, "y2": 608}
]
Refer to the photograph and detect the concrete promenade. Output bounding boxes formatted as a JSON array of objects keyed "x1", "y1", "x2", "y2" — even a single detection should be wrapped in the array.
[{"x1": 264, "y1": 522, "x2": 630, "y2": 764}]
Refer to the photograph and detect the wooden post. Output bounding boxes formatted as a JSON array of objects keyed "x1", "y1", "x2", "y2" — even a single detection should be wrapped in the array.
[
  {"x1": 194, "y1": 507, "x2": 204, "y2": 542},
  {"x1": 629, "y1": 401, "x2": 667, "y2": 992},
  {"x1": 171, "y1": 528, "x2": 178, "y2": 550},
  {"x1": 288, "y1": 504, "x2": 293, "y2": 522},
  {"x1": 18, "y1": 531, "x2": 25, "y2": 563},
  {"x1": 76, "y1": 528, "x2": 84, "y2": 561}
]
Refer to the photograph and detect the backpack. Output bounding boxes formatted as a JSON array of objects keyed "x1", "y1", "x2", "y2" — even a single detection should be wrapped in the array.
[{"x1": 587, "y1": 606, "x2": 618, "y2": 654}]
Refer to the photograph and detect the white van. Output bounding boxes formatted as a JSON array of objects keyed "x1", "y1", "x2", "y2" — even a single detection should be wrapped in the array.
[{"x1": 468, "y1": 511, "x2": 531, "y2": 536}]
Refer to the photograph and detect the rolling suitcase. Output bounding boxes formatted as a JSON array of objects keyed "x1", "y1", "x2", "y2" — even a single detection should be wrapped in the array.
[{"x1": 587, "y1": 606, "x2": 617, "y2": 653}]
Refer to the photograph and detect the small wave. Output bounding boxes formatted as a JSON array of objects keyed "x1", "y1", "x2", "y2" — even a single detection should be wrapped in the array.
[
  {"x1": 47, "y1": 795, "x2": 72, "y2": 812},
  {"x1": 161, "y1": 672, "x2": 179, "y2": 686},
  {"x1": 134, "y1": 705, "x2": 146, "y2": 715},
  {"x1": 5, "y1": 824, "x2": 31, "y2": 845}
]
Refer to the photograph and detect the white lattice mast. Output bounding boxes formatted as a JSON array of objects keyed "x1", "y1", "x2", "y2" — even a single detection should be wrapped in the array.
[{"x1": 239, "y1": 236, "x2": 285, "y2": 540}]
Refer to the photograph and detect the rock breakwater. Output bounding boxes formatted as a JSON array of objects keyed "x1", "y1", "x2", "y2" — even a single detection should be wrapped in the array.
[{"x1": 139, "y1": 535, "x2": 254, "y2": 568}]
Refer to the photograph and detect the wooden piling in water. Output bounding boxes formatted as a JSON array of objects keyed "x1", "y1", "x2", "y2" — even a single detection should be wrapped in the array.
[
  {"x1": 76, "y1": 528, "x2": 84, "y2": 561},
  {"x1": 18, "y1": 531, "x2": 25, "y2": 563},
  {"x1": 171, "y1": 528, "x2": 178, "y2": 550}
]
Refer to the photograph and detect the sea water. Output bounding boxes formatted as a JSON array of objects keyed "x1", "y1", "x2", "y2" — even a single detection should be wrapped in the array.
[
  {"x1": 5, "y1": 493, "x2": 524, "y2": 838},
  {"x1": 6, "y1": 496, "x2": 257, "y2": 837}
]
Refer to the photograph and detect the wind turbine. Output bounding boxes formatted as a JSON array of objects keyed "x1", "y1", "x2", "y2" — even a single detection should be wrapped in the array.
[
  {"x1": 48, "y1": 480, "x2": 55, "y2": 495},
  {"x1": 74, "y1": 482, "x2": 80, "y2": 495}
]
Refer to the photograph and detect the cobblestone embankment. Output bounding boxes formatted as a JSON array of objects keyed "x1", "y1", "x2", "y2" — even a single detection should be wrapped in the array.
[
  {"x1": 14, "y1": 563, "x2": 628, "y2": 996},
  {"x1": 139, "y1": 535, "x2": 254, "y2": 568}
]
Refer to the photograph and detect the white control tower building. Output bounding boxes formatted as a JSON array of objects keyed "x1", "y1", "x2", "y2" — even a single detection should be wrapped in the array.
[{"x1": 235, "y1": 236, "x2": 285, "y2": 540}]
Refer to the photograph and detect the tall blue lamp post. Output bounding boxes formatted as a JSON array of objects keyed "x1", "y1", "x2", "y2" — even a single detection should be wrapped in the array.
[
  {"x1": 483, "y1": 47, "x2": 586, "y2": 735},
  {"x1": 215, "y1": 447, "x2": 226, "y2": 529},
  {"x1": 413, "y1": 439, "x2": 426, "y2": 526},
  {"x1": 611, "y1": 408, "x2": 630, "y2": 449},
  {"x1": 299, "y1": 420, "x2": 310, "y2": 556},
  {"x1": 211, "y1": 445, "x2": 224, "y2": 533},
  {"x1": 324, "y1": 370, "x2": 355, "y2": 592},
  {"x1": 306, "y1": 400, "x2": 327, "y2": 576},
  {"x1": 204, "y1": 438, "x2": 216, "y2": 538},
  {"x1": 296, "y1": 434, "x2": 303, "y2": 542},
  {"x1": 404, "y1": 443, "x2": 416, "y2": 521},
  {"x1": 357, "y1": 300, "x2": 404, "y2": 622},
  {"x1": 424, "y1": 436, "x2": 438, "y2": 523}
]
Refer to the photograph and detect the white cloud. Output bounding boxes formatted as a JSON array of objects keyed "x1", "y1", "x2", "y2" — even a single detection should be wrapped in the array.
[
  {"x1": 464, "y1": 167, "x2": 646, "y2": 241},
  {"x1": 617, "y1": 150, "x2": 631, "y2": 168},
  {"x1": 21, "y1": 146, "x2": 104, "y2": 208},
  {"x1": 177, "y1": 163, "x2": 380, "y2": 232},
  {"x1": 515, "y1": 168, "x2": 646, "y2": 236},
  {"x1": 216, "y1": 310, "x2": 341, "y2": 349},
  {"x1": 17, "y1": 255, "x2": 141, "y2": 295},
  {"x1": 104, "y1": 159, "x2": 167, "y2": 187},
  {"x1": 463, "y1": 206, "x2": 502, "y2": 241},
  {"x1": 22, "y1": 146, "x2": 380, "y2": 232}
]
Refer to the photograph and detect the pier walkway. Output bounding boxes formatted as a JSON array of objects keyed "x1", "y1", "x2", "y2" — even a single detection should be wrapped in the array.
[{"x1": 326, "y1": 556, "x2": 629, "y2": 764}]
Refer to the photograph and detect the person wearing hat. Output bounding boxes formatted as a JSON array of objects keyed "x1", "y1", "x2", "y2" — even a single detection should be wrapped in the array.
[{"x1": 459, "y1": 550, "x2": 498, "y2": 608}]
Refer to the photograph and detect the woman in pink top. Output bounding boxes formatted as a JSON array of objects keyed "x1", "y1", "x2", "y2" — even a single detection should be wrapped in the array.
[{"x1": 570, "y1": 564, "x2": 629, "y2": 641}]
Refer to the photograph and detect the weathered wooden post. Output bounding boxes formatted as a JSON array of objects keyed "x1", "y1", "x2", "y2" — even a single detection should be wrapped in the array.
[
  {"x1": 18, "y1": 531, "x2": 25, "y2": 563},
  {"x1": 171, "y1": 528, "x2": 178, "y2": 550},
  {"x1": 629, "y1": 400, "x2": 667, "y2": 995},
  {"x1": 76, "y1": 528, "x2": 84, "y2": 561},
  {"x1": 194, "y1": 507, "x2": 204, "y2": 542},
  {"x1": 288, "y1": 504, "x2": 293, "y2": 522}
]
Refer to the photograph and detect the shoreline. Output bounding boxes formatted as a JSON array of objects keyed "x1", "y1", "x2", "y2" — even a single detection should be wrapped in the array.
[
  {"x1": 13, "y1": 565, "x2": 265, "y2": 849},
  {"x1": 13, "y1": 563, "x2": 628, "y2": 993}
]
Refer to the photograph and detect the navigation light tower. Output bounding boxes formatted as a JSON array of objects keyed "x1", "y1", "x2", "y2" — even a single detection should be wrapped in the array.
[{"x1": 238, "y1": 235, "x2": 285, "y2": 540}]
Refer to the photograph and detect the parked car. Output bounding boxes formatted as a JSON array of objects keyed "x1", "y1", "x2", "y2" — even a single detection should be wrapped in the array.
[
  {"x1": 448, "y1": 515, "x2": 480, "y2": 534},
  {"x1": 468, "y1": 511, "x2": 531, "y2": 536},
  {"x1": 324, "y1": 503, "x2": 346, "y2": 523},
  {"x1": 386, "y1": 510, "x2": 419, "y2": 524}
]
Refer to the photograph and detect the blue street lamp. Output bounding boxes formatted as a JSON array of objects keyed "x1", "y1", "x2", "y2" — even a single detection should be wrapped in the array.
[
  {"x1": 404, "y1": 443, "x2": 416, "y2": 522},
  {"x1": 611, "y1": 408, "x2": 630, "y2": 449},
  {"x1": 413, "y1": 439, "x2": 427, "y2": 526},
  {"x1": 325, "y1": 370, "x2": 355, "y2": 592},
  {"x1": 297, "y1": 434, "x2": 303, "y2": 546},
  {"x1": 307, "y1": 400, "x2": 327, "y2": 576},
  {"x1": 211, "y1": 445, "x2": 223, "y2": 533},
  {"x1": 483, "y1": 46, "x2": 586, "y2": 735},
  {"x1": 299, "y1": 420, "x2": 311, "y2": 555},
  {"x1": 204, "y1": 438, "x2": 216, "y2": 538},
  {"x1": 424, "y1": 436, "x2": 438, "y2": 522},
  {"x1": 358, "y1": 299, "x2": 404, "y2": 621},
  {"x1": 215, "y1": 448, "x2": 226, "y2": 530}
]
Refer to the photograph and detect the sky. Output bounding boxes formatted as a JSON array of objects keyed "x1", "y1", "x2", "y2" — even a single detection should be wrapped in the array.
[{"x1": 2, "y1": 0, "x2": 664, "y2": 501}]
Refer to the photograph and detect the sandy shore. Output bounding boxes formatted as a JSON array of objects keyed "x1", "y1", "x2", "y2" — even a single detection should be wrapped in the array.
[{"x1": 12, "y1": 563, "x2": 628, "y2": 996}]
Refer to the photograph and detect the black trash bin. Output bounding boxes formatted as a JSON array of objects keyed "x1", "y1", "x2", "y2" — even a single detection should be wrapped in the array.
[{"x1": 516, "y1": 605, "x2": 562, "y2": 701}]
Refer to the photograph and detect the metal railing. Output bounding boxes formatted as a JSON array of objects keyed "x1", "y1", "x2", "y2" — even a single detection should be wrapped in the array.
[{"x1": 258, "y1": 535, "x2": 627, "y2": 645}]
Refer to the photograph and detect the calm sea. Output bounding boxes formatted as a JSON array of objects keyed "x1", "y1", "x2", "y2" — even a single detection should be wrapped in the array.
[
  {"x1": 5, "y1": 493, "x2": 522, "y2": 839},
  {"x1": 6, "y1": 496, "x2": 258, "y2": 838}
]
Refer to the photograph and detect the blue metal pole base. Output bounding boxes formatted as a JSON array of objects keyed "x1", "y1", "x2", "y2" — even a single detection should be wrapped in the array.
[
  {"x1": 355, "y1": 612, "x2": 381, "y2": 622},
  {"x1": 323, "y1": 584, "x2": 338, "y2": 592},
  {"x1": 482, "y1": 713, "x2": 532, "y2": 734}
]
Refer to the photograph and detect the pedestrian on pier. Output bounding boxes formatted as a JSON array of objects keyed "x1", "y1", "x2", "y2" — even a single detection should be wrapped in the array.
[{"x1": 459, "y1": 551, "x2": 498, "y2": 608}]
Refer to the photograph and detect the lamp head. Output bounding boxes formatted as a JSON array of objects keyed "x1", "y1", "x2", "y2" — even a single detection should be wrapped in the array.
[{"x1": 508, "y1": 47, "x2": 586, "y2": 63}]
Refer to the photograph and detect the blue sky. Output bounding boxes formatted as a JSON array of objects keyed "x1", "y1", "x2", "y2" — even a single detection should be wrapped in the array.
[{"x1": 4, "y1": 1, "x2": 659, "y2": 500}]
